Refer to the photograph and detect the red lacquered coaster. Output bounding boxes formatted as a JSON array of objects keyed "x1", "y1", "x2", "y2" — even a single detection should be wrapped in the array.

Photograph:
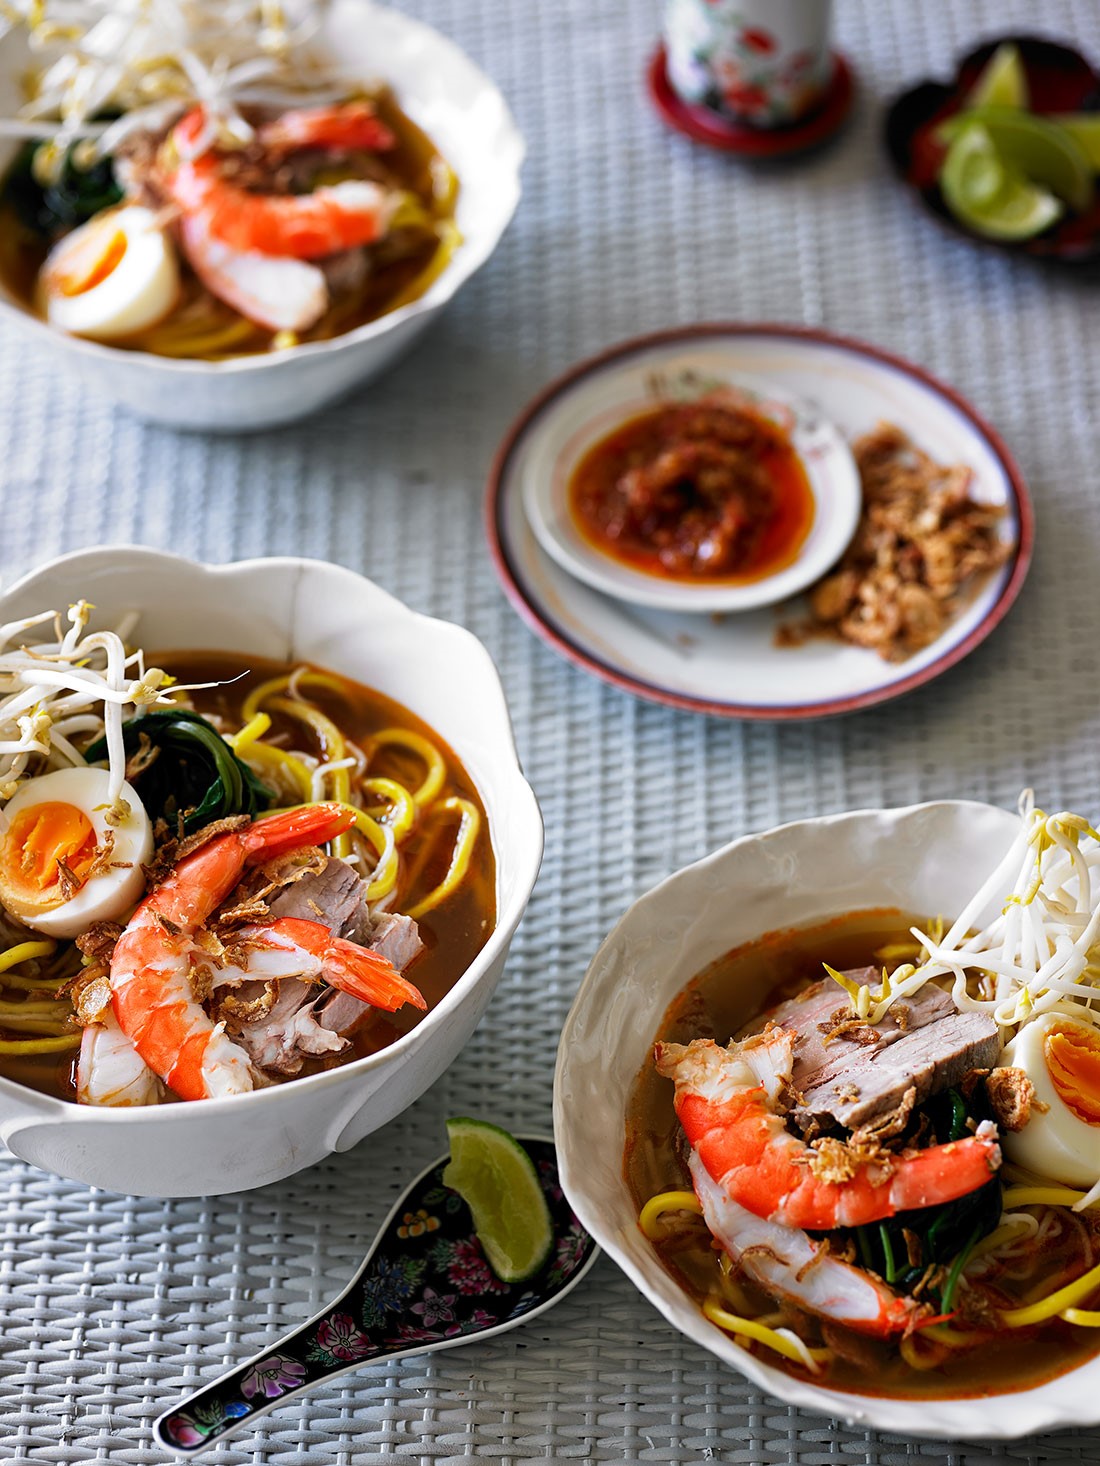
[{"x1": 647, "y1": 45, "x2": 855, "y2": 158}]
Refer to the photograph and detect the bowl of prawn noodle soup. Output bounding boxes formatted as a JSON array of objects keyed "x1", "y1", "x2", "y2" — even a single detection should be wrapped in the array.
[
  {"x1": 0, "y1": 546, "x2": 542, "y2": 1197},
  {"x1": 554, "y1": 800, "x2": 1100, "y2": 1437},
  {"x1": 0, "y1": 1, "x2": 523, "y2": 430}
]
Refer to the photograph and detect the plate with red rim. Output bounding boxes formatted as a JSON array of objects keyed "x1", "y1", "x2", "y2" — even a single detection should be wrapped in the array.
[{"x1": 485, "y1": 324, "x2": 1033, "y2": 721}]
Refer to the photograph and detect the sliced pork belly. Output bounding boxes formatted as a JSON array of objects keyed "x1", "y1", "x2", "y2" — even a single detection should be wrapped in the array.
[
  {"x1": 758, "y1": 968, "x2": 1000, "y2": 1133},
  {"x1": 218, "y1": 850, "x2": 425, "y2": 1076},
  {"x1": 230, "y1": 980, "x2": 345, "y2": 1075},
  {"x1": 266, "y1": 851, "x2": 367, "y2": 936}
]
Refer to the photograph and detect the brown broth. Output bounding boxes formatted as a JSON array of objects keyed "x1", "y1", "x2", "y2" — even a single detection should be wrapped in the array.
[
  {"x1": 624, "y1": 910, "x2": 1100, "y2": 1399},
  {"x1": 0, "y1": 650, "x2": 496, "y2": 1101}
]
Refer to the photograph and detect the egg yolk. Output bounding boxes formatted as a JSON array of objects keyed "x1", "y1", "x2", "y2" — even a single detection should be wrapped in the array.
[
  {"x1": 51, "y1": 224, "x2": 128, "y2": 297},
  {"x1": 1, "y1": 801, "x2": 98, "y2": 906},
  {"x1": 1045, "y1": 1021, "x2": 1100, "y2": 1126}
]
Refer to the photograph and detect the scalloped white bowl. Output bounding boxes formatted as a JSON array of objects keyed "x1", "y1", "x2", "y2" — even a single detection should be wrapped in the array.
[
  {"x1": 0, "y1": 1, "x2": 524, "y2": 430},
  {"x1": 554, "y1": 800, "x2": 1100, "y2": 1438},
  {"x1": 0, "y1": 547, "x2": 543, "y2": 1197}
]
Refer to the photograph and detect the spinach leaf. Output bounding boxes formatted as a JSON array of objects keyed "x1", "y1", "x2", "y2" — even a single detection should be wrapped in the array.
[
  {"x1": 842, "y1": 1086, "x2": 1002, "y2": 1306},
  {"x1": 86, "y1": 709, "x2": 274, "y2": 834},
  {"x1": 3, "y1": 139, "x2": 122, "y2": 238}
]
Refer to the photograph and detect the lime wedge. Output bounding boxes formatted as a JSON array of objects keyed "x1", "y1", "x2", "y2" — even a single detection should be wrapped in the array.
[
  {"x1": 966, "y1": 42, "x2": 1029, "y2": 111},
  {"x1": 1051, "y1": 113, "x2": 1100, "y2": 170},
  {"x1": 940, "y1": 122, "x2": 1008, "y2": 211},
  {"x1": 941, "y1": 123, "x2": 1064, "y2": 240},
  {"x1": 964, "y1": 182, "x2": 1064, "y2": 240},
  {"x1": 936, "y1": 107, "x2": 1093, "y2": 211},
  {"x1": 443, "y1": 1117, "x2": 554, "y2": 1283}
]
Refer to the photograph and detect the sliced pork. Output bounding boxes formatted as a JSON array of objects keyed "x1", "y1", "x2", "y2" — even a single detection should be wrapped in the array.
[
  {"x1": 229, "y1": 980, "x2": 345, "y2": 1075},
  {"x1": 265, "y1": 851, "x2": 367, "y2": 935},
  {"x1": 213, "y1": 849, "x2": 425, "y2": 1078},
  {"x1": 759, "y1": 969, "x2": 1001, "y2": 1133}
]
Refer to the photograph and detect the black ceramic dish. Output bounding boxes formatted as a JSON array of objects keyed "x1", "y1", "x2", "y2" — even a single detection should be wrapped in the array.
[{"x1": 884, "y1": 35, "x2": 1100, "y2": 265}]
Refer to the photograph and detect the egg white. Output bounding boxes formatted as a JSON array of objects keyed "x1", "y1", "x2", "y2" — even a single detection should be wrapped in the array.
[
  {"x1": 0, "y1": 767, "x2": 152, "y2": 938},
  {"x1": 42, "y1": 205, "x2": 180, "y2": 341},
  {"x1": 999, "y1": 1012, "x2": 1100, "y2": 1188}
]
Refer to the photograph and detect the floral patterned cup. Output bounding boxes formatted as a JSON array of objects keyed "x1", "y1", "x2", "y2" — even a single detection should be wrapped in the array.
[{"x1": 664, "y1": 0, "x2": 835, "y2": 128}]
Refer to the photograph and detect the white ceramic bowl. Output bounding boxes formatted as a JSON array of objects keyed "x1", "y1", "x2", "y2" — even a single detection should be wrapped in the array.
[
  {"x1": 521, "y1": 369, "x2": 860, "y2": 613},
  {"x1": 0, "y1": 547, "x2": 543, "y2": 1197},
  {"x1": 0, "y1": 2, "x2": 524, "y2": 430},
  {"x1": 554, "y1": 800, "x2": 1100, "y2": 1438}
]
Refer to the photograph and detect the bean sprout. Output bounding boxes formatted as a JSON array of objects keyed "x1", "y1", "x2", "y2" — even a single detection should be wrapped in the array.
[
  {"x1": 831, "y1": 792, "x2": 1100, "y2": 1047},
  {"x1": 0, "y1": 600, "x2": 209, "y2": 811},
  {"x1": 0, "y1": 0, "x2": 351, "y2": 169}
]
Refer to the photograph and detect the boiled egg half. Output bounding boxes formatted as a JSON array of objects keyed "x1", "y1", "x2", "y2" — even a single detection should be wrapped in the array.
[
  {"x1": 999, "y1": 1011, "x2": 1100, "y2": 1188},
  {"x1": 40, "y1": 204, "x2": 179, "y2": 341},
  {"x1": 0, "y1": 768, "x2": 152, "y2": 939}
]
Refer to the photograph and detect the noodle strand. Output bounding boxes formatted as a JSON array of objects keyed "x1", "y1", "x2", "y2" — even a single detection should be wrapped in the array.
[
  {"x1": 639, "y1": 1190, "x2": 703, "y2": 1238},
  {"x1": 405, "y1": 797, "x2": 480, "y2": 920},
  {"x1": 702, "y1": 1300, "x2": 829, "y2": 1373},
  {"x1": 370, "y1": 728, "x2": 446, "y2": 807}
]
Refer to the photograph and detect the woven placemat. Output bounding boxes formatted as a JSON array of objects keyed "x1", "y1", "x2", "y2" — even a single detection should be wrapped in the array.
[{"x1": 3, "y1": 0, "x2": 1100, "y2": 1460}]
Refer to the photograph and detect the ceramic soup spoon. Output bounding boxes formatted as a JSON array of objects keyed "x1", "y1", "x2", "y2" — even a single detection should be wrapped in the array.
[{"x1": 154, "y1": 1136, "x2": 598, "y2": 1455}]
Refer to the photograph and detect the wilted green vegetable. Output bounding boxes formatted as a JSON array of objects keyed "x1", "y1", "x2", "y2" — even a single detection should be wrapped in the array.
[
  {"x1": 86, "y1": 709, "x2": 273, "y2": 834},
  {"x1": 848, "y1": 1086, "x2": 1001, "y2": 1308},
  {"x1": 3, "y1": 139, "x2": 122, "y2": 238}
]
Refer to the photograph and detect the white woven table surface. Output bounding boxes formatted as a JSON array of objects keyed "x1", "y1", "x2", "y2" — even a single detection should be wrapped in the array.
[{"x1": 2, "y1": 0, "x2": 1100, "y2": 1460}]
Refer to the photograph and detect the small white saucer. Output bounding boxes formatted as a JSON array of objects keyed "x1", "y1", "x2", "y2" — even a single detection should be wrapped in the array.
[
  {"x1": 520, "y1": 369, "x2": 860, "y2": 614},
  {"x1": 487, "y1": 324, "x2": 1033, "y2": 721}
]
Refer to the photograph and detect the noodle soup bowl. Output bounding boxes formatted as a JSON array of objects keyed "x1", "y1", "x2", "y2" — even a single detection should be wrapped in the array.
[
  {"x1": 0, "y1": 546, "x2": 543, "y2": 1197},
  {"x1": 554, "y1": 800, "x2": 1100, "y2": 1437},
  {"x1": 0, "y1": 1, "x2": 524, "y2": 430}
]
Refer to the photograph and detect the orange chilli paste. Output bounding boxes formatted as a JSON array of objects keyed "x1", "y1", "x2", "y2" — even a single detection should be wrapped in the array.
[{"x1": 567, "y1": 396, "x2": 814, "y2": 584}]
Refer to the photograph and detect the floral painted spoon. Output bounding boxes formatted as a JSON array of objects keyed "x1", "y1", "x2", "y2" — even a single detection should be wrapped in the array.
[{"x1": 154, "y1": 1136, "x2": 598, "y2": 1456}]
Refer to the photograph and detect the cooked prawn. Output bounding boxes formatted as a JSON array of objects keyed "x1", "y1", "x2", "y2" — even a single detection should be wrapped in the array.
[
  {"x1": 110, "y1": 803, "x2": 425, "y2": 1102},
  {"x1": 166, "y1": 107, "x2": 395, "y2": 260},
  {"x1": 77, "y1": 1011, "x2": 161, "y2": 1107},
  {"x1": 690, "y1": 1154, "x2": 922, "y2": 1337},
  {"x1": 655, "y1": 1031, "x2": 1001, "y2": 1230},
  {"x1": 178, "y1": 214, "x2": 329, "y2": 332},
  {"x1": 220, "y1": 917, "x2": 428, "y2": 1013},
  {"x1": 256, "y1": 101, "x2": 396, "y2": 156}
]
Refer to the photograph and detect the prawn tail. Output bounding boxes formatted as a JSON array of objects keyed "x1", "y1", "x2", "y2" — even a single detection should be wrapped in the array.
[
  {"x1": 242, "y1": 803, "x2": 356, "y2": 863},
  {"x1": 264, "y1": 916, "x2": 427, "y2": 1012},
  {"x1": 887, "y1": 1128, "x2": 1003, "y2": 1214},
  {"x1": 259, "y1": 102, "x2": 397, "y2": 155}
]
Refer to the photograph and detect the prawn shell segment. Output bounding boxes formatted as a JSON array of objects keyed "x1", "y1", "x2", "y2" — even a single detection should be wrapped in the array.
[
  {"x1": 110, "y1": 924, "x2": 253, "y2": 1101},
  {"x1": 77, "y1": 1012, "x2": 161, "y2": 1108},
  {"x1": 178, "y1": 215, "x2": 330, "y2": 333},
  {"x1": 658, "y1": 1036, "x2": 1001, "y2": 1230},
  {"x1": 240, "y1": 802, "x2": 356, "y2": 861},
  {"x1": 192, "y1": 179, "x2": 393, "y2": 259},
  {"x1": 257, "y1": 101, "x2": 397, "y2": 155},
  {"x1": 166, "y1": 107, "x2": 396, "y2": 260},
  {"x1": 689, "y1": 1153, "x2": 920, "y2": 1338},
  {"x1": 237, "y1": 916, "x2": 427, "y2": 1012}
]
